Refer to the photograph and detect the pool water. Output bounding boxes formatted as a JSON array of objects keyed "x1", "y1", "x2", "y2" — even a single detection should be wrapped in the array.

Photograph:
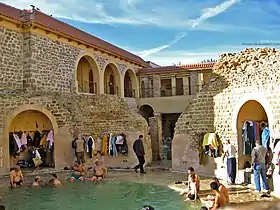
[{"x1": 1, "y1": 180, "x2": 200, "y2": 210}]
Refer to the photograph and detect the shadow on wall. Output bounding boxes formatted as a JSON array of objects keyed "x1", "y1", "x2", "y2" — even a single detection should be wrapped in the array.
[
  {"x1": 139, "y1": 105, "x2": 154, "y2": 124},
  {"x1": 171, "y1": 72, "x2": 229, "y2": 175}
]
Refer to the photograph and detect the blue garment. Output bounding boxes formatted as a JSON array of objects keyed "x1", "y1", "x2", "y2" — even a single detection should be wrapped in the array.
[
  {"x1": 111, "y1": 136, "x2": 117, "y2": 157},
  {"x1": 253, "y1": 163, "x2": 268, "y2": 191},
  {"x1": 253, "y1": 122, "x2": 257, "y2": 142},
  {"x1": 261, "y1": 127, "x2": 270, "y2": 149}
]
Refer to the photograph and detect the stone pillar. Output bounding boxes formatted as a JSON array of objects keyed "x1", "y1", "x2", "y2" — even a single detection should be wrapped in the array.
[
  {"x1": 190, "y1": 71, "x2": 198, "y2": 95},
  {"x1": 152, "y1": 75, "x2": 161, "y2": 97},
  {"x1": 171, "y1": 76, "x2": 176, "y2": 96},
  {"x1": 183, "y1": 76, "x2": 190, "y2": 95},
  {"x1": 149, "y1": 113, "x2": 163, "y2": 161},
  {"x1": 99, "y1": 73, "x2": 105, "y2": 94},
  {"x1": 119, "y1": 76, "x2": 125, "y2": 98}
]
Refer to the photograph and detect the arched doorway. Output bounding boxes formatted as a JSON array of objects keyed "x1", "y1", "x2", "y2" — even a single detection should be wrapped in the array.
[
  {"x1": 76, "y1": 56, "x2": 99, "y2": 94},
  {"x1": 104, "y1": 63, "x2": 121, "y2": 96},
  {"x1": 124, "y1": 69, "x2": 137, "y2": 98},
  {"x1": 139, "y1": 105, "x2": 154, "y2": 124},
  {"x1": 9, "y1": 110, "x2": 55, "y2": 169},
  {"x1": 237, "y1": 100, "x2": 268, "y2": 169}
]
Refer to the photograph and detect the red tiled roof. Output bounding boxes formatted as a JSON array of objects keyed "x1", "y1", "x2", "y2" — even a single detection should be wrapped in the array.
[
  {"x1": 181, "y1": 62, "x2": 216, "y2": 69},
  {"x1": 137, "y1": 62, "x2": 215, "y2": 75},
  {"x1": 0, "y1": 3, "x2": 147, "y2": 66},
  {"x1": 0, "y1": 3, "x2": 21, "y2": 21},
  {"x1": 137, "y1": 66, "x2": 185, "y2": 75}
]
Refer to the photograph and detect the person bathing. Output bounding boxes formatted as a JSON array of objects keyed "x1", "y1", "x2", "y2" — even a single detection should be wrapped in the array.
[
  {"x1": 10, "y1": 165, "x2": 24, "y2": 188},
  {"x1": 91, "y1": 159, "x2": 107, "y2": 181}
]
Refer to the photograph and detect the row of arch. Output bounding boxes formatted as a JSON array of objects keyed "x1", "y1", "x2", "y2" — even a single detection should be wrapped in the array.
[{"x1": 76, "y1": 55, "x2": 138, "y2": 98}]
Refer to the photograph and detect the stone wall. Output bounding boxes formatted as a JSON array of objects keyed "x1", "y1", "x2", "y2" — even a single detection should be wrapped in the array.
[
  {"x1": 173, "y1": 48, "x2": 280, "y2": 176},
  {"x1": 0, "y1": 90, "x2": 150, "y2": 173},
  {"x1": 0, "y1": 26, "x2": 23, "y2": 90},
  {"x1": 23, "y1": 33, "x2": 80, "y2": 92}
]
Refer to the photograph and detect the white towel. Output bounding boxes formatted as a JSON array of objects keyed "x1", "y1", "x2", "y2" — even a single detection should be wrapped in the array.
[
  {"x1": 35, "y1": 150, "x2": 41, "y2": 159},
  {"x1": 13, "y1": 133, "x2": 22, "y2": 149}
]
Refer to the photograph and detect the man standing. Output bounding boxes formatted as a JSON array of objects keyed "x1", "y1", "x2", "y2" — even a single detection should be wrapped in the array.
[
  {"x1": 133, "y1": 135, "x2": 146, "y2": 174},
  {"x1": 251, "y1": 140, "x2": 268, "y2": 193},
  {"x1": 75, "y1": 136, "x2": 85, "y2": 164},
  {"x1": 222, "y1": 139, "x2": 237, "y2": 185}
]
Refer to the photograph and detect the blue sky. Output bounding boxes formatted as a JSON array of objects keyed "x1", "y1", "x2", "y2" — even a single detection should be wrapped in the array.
[{"x1": 3, "y1": 0, "x2": 280, "y2": 65}]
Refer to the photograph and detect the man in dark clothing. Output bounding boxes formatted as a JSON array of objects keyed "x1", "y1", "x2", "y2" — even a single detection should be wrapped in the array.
[{"x1": 133, "y1": 135, "x2": 146, "y2": 174}]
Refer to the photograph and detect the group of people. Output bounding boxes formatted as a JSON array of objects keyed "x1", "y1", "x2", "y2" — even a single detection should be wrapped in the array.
[
  {"x1": 179, "y1": 167, "x2": 229, "y2": 210},
  {"x1": 10, "y1": 165, "x2": 61, "y2": 188}
]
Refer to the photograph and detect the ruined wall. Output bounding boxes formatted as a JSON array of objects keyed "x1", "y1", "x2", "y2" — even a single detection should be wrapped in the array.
[
  {"x1": 173, "y1": 48, "x2": 280, "y2": 175},
  {"x1": 0, "y1": 26, "x2": 23, "y2": 90}
]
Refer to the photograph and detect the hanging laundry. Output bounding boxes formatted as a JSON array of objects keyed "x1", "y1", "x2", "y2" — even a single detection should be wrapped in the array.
[
  {"x1": 242, "y1": 121, "x2": 255, "y2": 155},
  {"x1": 102, "y1": 134, "x2": 108, "y2": 155},
  {"x1": 202, "y1": 133, "x2": 219, "y2": 158},
  {"x1": 120, "y1": 134, "x2": 128, "y2": 155},
  {"x1": 96, "y1": 137, "x2": 102, "y2": 152},
  {"x1": 261, "y1": 126, "x2": 270, "y2": 149},
  {"x1": 108, "y1": 133, "x2": 113, "y2": 155},
  {"x1": 46, "y1": 130, "x2": 54, "y2": 148},
  {"x1": 116, "y1": 135, "x2": 124, "y2": 145},
  {"x1": 40, "y1": 133, "x2": 47, "y2": 148},
  {"x1": 33, "y1": 130, "x2": 42, "y2": 148},
  {"x1": 27, "y1": 133, "x2": 33, "y2": 146},
  {"x1": 87, "y1": 136, "x2": 94, "y2": 159},
  {"x1": 111, "y1": 136, "x2": 118, "y2": 157},
  {"x1": 9, "y1": 133, "x2": 19, "y2": 157},
  {"x1": 13, "y1": 133, "x2": 22, "y2": 150},
  {"x1": 21, "y1": 132, "x2": 27, "y2": 145}
]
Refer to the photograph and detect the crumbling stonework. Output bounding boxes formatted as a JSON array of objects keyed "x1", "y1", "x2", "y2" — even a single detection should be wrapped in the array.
[{"x1": 173, "y1": 48, "x2": 280, "y2": 178}]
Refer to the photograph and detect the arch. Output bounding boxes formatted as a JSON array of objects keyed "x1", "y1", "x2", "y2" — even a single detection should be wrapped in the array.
[
  {"x1": 75, "y1": 55, "x2": 99, "y2": 94},
  {"x1": 124, "y1": 69, "x2": 138, "y2": 98},
  {"x1": 236, "y1": 100, "x2": 269, "y2": 169},
  {"x1": 232, "y1": 93, "x2": 274, "y2": 134},
  {"x1": 104, "y1": 63, "x2": 121, "y2": 96},
  {"x1": 4, "y1": 105, "x2": 59, "y2": 170},
  {"x1": 139, "y1": 104, "x2": 154, "y2": 124}
]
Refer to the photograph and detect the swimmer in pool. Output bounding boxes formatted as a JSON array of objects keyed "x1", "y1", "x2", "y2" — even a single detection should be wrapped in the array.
[
  {"x1": 70, "y1": 162, "x2": 88, "y2": 182},
  {"x1": 49, "y1": 173, "x2": 61, "y2": 186},
  {"x1": 91, "y1": 159, "x2": 107, "y2": 181},
  {"x1": 32, "y1": 176, "x2": 40, "y2": 187},
  {"x1": 10, "y1": 165, "x2": 24, "y2": 188}
]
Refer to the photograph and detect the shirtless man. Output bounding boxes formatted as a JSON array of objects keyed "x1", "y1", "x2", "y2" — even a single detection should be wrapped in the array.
[
  {"x1": 10, "y1": 165, "x2": 24, "y2": 188},
  {"x1": 32, "y1": 176, "x2": 40, "y2": 187},
  {"x1": 209, "y1": 182, "x2": 227, "y2": 210},
  {"x1": 91, "y1": 160, "x2": 107, "y2": 181},
  {"x1": 70, "y1": 162, "x2": 88, "y2": 182},
  {"x1": 50, "y1": 173, "x2": 61, "y2": 185},
  {"x1": 180, "y1": 167, "x2": 200, "y2": 195}
]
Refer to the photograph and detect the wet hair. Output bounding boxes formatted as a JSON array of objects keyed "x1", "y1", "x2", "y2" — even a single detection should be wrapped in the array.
[
  {"x1": 0, "y1": 205, "x2": 5, "y2": 210},
  {"x1": 188, "y1": 167, "x2": 194, "y2": 172},
  {"x1": 52, "y1": 173, "x2": 58, "y2": 178},
  {"x1": 255, "y1": 140, "x2": 261, "y2": 145},
  {"x1": 210, "y1": 182, "x2": 219, "y2": 191},
  {"x1": 200, "y1": 207, "x2": 208, "y2": 210},
  {"x1": 35, "y1": 177, "x2": 40, "y2": 182},
  {"x1": 141, "y1": 205, "x2": 154, "y2": 210},
  {"x1": 212, "y1": 177, "x2": 219, "y2": 182},
  {"x1": 139, "y1": 135, "x2": 143, "y2": 139},
  {"x1": 190, "y1": 174, "x2": 196, "y2": 179}
]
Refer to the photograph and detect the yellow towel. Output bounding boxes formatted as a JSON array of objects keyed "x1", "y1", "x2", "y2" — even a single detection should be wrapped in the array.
[
  {"x1": 102, "y1": 135, "x2": 108, "y2": 155},
  {"x1": 202, "y1": 133, "x2": 219, "y2": 150},
  {"x1": 40, "y1": 134, "x2": 47, "y2": 148}
]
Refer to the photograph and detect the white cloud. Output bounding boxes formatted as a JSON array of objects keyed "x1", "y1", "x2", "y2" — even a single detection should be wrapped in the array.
[
  {"x1": 130, "y1": 45, "x2": 246, "y2": 66},
  {"x1": 139, "y1": 33, "x2": 187, "y2": 58},
  {"x1": 138, "y1": 0, "x2": 240, "y2": 58},
  {"x1": 1, "y1": 0, "x2": 241, "y2": 31},
  {"x1": 190, "y1": 0, "x2": 240, "y2": 28}
]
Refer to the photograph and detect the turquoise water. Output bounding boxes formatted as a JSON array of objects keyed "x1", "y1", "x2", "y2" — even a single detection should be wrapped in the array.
[{"x1": 1, "y1": 180, "x2": 200, "y2": 210}]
